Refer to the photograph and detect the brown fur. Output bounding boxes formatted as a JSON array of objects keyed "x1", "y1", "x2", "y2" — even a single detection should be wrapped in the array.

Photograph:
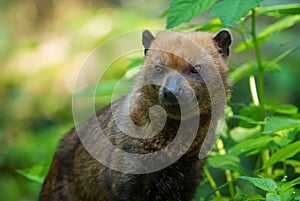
[{"x1": 39, "y1": 29, "x2": 231, "y2": 201}]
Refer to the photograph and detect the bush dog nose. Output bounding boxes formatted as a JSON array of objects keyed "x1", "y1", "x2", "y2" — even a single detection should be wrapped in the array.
[{"x1": 159, "y1": 76, "x2": 183, "y2": 104}]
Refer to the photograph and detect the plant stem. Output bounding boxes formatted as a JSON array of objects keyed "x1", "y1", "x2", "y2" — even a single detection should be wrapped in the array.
[
  {"x1": 251, "y1": 9, "x2": 272, "y2": 177},
  {"x1": 203, "y1": 166, "x2": 221, "y2": 198},
  {"x1": 216, "y1": 139, "x2": 235, "y2": 198},
  {"x1": 251, "y1": 9, "x2": 264, "y2": 120}
]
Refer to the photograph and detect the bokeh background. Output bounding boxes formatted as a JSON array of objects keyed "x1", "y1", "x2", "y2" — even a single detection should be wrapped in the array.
[{"x1": 0, "y1": 0, "x2": 299, "y2": 201}]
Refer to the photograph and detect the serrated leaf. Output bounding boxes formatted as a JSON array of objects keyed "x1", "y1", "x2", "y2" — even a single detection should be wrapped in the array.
[
  {"x1": 257, "y1": 4, "x2": 300, "y2": 16},
  {"x1": 16, "y1": 161, "x2": 50, "y2": 183},
  {"x1": 266, "y1": 193, "x2": 281, "y2": 201},
  {"x1": 263, "y1": 141, "x2": 300, "y2": 168},
  {"x1": 229, "y1": 136, "x2": 273, "y2": 156},
  {"x1": 207, "y1": 154, "x2": 240, "y2": 171},
  {"x1": 263, "y1": 117, "x2": 300, "y2": 134},
  {"x1": 240, "y1": 176, "x2": 278, "y2": 192},
  {"x1": 166, "y1": 0, "x2": 217, "y2": 29},
  {"x1": 211, "y1": 0, "x2": 261, "y2": 27},
  {"x1": 235, "y1": 15, "x2": 300, "y2": 52}
]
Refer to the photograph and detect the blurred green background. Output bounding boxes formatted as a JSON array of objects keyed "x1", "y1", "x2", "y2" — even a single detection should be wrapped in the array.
[{"x1": 0, "y1": 0, "x2": 299, "y2": 201}]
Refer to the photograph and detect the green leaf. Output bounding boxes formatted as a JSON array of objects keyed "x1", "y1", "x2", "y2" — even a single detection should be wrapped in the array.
[
  {"x1": 231, "y1": 115, "x2": 263, "y2": 127},
  {"x1": 16, "y1": 161, "x2": 50, "y2": 184},
  {"x1": 239, "y1": 105, "x2": 262, "y2": 128},
  {"x1": 273, "y1": 46, "x2": 300, "y2": 64},
  {"x1": 235, "y1": 35, "x2": 269, "y2": 52},
  {"x1": 256, "y1": 4, "x2": 300, "y2": 17},
  {"x1": 273, "y1": 104, "x2": 298, "y2": 115},
  {"x1": 272, "y1": 129, "x2": 298, "y2": 147},
  {"x1": 259, "y1": 15, "x2": 300, "y2": 37},
  {"x1": 266, "y1": 193, "x2": 281, "y2": 201},
  {"x1": 296, "y1": 193, "x2": 300, "y2": 201},
  {"x1": 279, "y1": 177, "x2": 300, "y2": 192},
  {"x1": 211, "y1": 0, "x2": 261, "y2": 27},
  {"x1": 229, "y1": 136, "x2": 273, "y2": 156},
  {"x1": 280, "y1": 188, "x2": 295, "y2": 201},
  {"x1": 207, "y1": 154, "x2": 240, "y2": 171},
  {"x1": 263, "y1": 141, "x2": 300, "y2": 168},
  {"x1": 240, "y1": 176, "x2": 278, "y2": 192},
  {"x1": 230, "y1": 126, "x2": 260, "y2": 142},
  {"x1": 235, "y1": 15, "x2": 300, "y2": 52},
  {"x1": 263, "y1": 117, "x2": 300, "y2": 134},
  {"x1": 166, "y1": 0, "x2": 217, "y2": 29}
]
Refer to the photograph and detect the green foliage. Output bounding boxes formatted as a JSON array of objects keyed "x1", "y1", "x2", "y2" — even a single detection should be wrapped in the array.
[
  {"x1": 166, "y1": 0, "x2": 217, "y2": 29},
  {"x1": 16, "y1": 161, "x2": 50, "y2": 184},
  {"x1": 263, "y1": 141, "x2": 300, "y2": 168},
  {"x1": 165, "y1": 1, "x2": 300, "y2": 200},
  {"x1": 263, "y1": 117, "x2": 300, "y2": 134},
  {"x1": 240, "y1": 176, "x2": 278, "y2": 192},
  {"x1": 235, "y1": 15, "x2": 300, "y2": 52},
  {"x1": 166, "y1": 0, "x2": 264, "y2": 28},
  {"x1": 208, "y1": 154, "x2": 240, "y2": 172},
  {"x1": 256, "y1": 4, "x2": 300, "y2": 16},
  {"x1": 13, "y1": 1, "x2": 300, "y2": 201},
  {"x1": 211, "y1": 0, "x2": 262, "y2": 26}
]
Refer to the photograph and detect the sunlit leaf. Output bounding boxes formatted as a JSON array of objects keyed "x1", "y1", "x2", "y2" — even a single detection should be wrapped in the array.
[
  {"x1": 240, "y1": 176, "x2": 278, "y2": 192},
  {"x1": 229, "y1": 136, "x2": 273, "y2": 156},
  {"x1": 211, "y1": 0, "x2": 262, "y2": 26},
  {"x1": 166, "y1": 0, "x2": 217, "y2": 29},
  {"x1": 263, "y1": 117, "x2": 300, "y2": 134},
  {"x1": 263, "y1": 141, "x2": 300, "y2": 168},
  {"x1": 207, "y1": 154, "x2": 240, "y2": 171},
  {"x1": 16, "y1": 161, "x2": 50, "y2": 184},
  {"x1": 230, "y1": 126, "x2": 260, "y2": 142}
]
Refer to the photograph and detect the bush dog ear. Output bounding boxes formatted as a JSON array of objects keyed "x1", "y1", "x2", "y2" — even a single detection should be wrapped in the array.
[
  {"x1": 142, "y1": 30, "x2": 155, "y2": 55},
  {"x1": 213, "y1": 29, "x2": 232, "y2": 57}
]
